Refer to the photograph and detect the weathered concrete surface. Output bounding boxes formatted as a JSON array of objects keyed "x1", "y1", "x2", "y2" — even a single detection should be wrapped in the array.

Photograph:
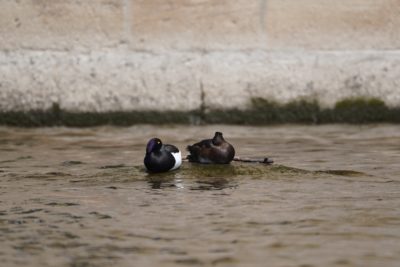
[
  {"x1": 132, "y1": 0, "x2": 400, "y2": 50},
  {"x1": 131, "y1": 0, "x2": 265, "y2": 50},
  {"x1": 1, "y1": 50, "x2": 400, "y2": 111},
  {"x1": 265, "y1": 0, "x2": 400, "y2": 50},
  {"x1": 0, "y1": 50, "x2": 202, "y2": 111},
  {"x1": 3, "y1": 0, "x2": 398, "y2": 51},
  {"x1": 0, "y1": 0, "x2": 400, "y2": 111},
  {"x1": 0, "y1": 0, "x2": 124, "y2": 51}
]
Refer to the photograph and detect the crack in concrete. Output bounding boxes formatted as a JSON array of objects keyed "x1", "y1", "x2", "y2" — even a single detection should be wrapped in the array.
[
  {"x1": 123, "y1": 0, "x2": 133, "y2": 45},
  {"x1": 199, "y1": 80, "x2": 206, "y2": 120}
]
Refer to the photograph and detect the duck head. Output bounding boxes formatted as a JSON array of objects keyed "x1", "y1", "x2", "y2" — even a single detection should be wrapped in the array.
[
  {"x1": 212, "y1": 131, "x2": 225, "y2": 145},
  {"x1": 146, "y1": 138, "x2": 162, "y2": 153}
]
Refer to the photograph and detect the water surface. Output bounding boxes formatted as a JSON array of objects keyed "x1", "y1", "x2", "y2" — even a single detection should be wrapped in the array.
[{"x1": 1, "y1": 125, "x2": 400, "y2": 267}]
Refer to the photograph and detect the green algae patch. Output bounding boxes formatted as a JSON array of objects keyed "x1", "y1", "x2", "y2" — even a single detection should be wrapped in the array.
[
  {"x1": 1, "y1": 97, "x2": 400, "y2": 126},
  {"x1": 54, "y1": 162, "x2": 316, "y2": 186},
  {"x1": 204, "y1": 99, "x2": 320, "y2": 124},
  {"x1": 143, "y1": 162, "x2": 314, "y2": 181},
  {"x1": 6, "y1": 162, "x2": 370, "y2": 188},
  {"x1": 205, "y1": 97, "x2": 400, "y2": 124},
  {"x1": 332, "y1": 97, "x2": 395, "y2": 123},
  {"x1": 316, "y1": 169, "x2": 368, "y2": 177},
  {"x1": 268, "y1": 164, "x2": 311, "y2": 175},
  {"x1": 250, "y1": 98, "x2": 321, "y2": 123},
  {"x1": 0, "y1": 103, "x2": 199, "y2": 127},
  {"x1": 204, "y1": 97, "x2": 400, "y2": 125},
  {"x1": 181, "y1": 163, "x2": 239, "y2": 178},
  {"x1": 142, "y1": 163, "x2": 369, "y2": 181},
  {"x1": 214, "y1": 97, "x2": 400, "y2": 124}
]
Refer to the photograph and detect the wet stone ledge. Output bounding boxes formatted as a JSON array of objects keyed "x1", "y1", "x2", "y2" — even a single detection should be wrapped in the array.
[{"x1": 0, "y1": 97, "x2": 400, "y2": 127}]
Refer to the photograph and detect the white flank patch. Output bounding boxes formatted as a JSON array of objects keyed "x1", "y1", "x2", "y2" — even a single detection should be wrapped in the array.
[{"x1": 171, "y1": 151, "x2": 182, "y2": 170}]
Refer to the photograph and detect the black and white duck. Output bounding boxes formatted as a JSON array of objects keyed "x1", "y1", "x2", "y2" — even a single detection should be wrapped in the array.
[{"x1": 144, "y1": 138, "x2": 182, "y2": 173}]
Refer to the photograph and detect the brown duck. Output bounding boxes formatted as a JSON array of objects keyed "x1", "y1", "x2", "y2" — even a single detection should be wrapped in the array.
[{"x1": 187, "y1": 132, "x2": 235, "y2": 164}]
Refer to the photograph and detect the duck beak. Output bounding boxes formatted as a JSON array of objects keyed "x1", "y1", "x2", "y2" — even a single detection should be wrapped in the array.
[{"x1": 146, "y1": 141, "x2": 155, "y2": 153}]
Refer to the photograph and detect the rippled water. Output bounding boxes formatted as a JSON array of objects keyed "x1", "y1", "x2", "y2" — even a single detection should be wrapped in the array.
[{"x1": 1, "y1": 125, "x2": 400, "y2": 267}]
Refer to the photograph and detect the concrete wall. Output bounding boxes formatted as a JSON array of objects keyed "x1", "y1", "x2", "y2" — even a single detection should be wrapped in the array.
[{"x1": 0, "y1": 0, "x2": 400, "y2": 111}]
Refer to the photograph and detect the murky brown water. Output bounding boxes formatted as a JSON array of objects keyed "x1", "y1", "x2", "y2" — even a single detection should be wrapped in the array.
[{"x1": 1, "y1": 125, "x2": 400, "y2": 267}]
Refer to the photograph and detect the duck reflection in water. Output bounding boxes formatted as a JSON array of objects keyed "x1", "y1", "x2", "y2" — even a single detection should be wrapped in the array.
[
  {"x1": 148, "y1": 177, "x2": 237, "y2": 191},
  {"x1": 191, "y1": 178, "x2": 237, "y2": 191},
  {"x1": 148, "y1": 177, "x2": 185, "y2": 190}
]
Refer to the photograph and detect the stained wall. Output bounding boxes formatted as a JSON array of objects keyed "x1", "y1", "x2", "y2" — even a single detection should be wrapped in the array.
[{"x1": 1, "y1": 0, "x2": 399, "y2": 111}]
